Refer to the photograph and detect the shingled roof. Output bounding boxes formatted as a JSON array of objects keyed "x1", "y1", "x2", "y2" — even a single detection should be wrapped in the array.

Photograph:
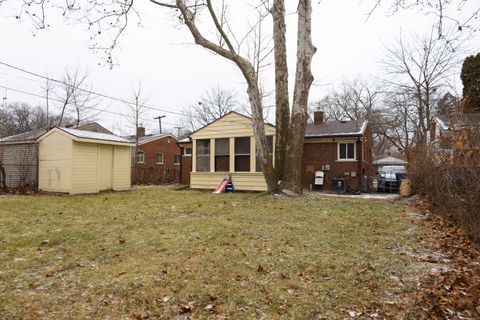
[
  {"x1": 0, "y1": 129, "x2": 46, "y2": 143},
  {"x1": 435, "y1": 113, "x2": 480, "y2": 131},
  {"x1": 305, "y1": 119, "x2": 368, "y2": 138}
]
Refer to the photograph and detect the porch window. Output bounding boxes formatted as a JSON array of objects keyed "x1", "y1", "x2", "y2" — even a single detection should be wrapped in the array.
[
  {"x1": 196, "y1": 139, "x2": 210, "y2": 172},
  {"x1": 256, "y1": 135, "x2": 274, "y2": 172},
  {"x1": 338, "y1": 142, "x2": 356, "y2": 160},
  {"x1": 235, "y1": 137, "x2": 250, "y2": 172},
  {"x1": 183, "y1": 147, "x2": 192, "y2": 156},
  {"x1": 156, "y1": 152, "x2": 164, "y2": 164},
  {"x1": 215, "y1": 138, "x2": 230, "y2": 172},
  {"x1": 137, "y1": 151, "x2": 145, "y2": 164}
]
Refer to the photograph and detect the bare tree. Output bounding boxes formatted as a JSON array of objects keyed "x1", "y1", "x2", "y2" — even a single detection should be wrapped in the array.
[
  {"x1": 180, "y1": 86, "x2": 238, "y2": 131},
  {"x1": 126, "y1": 83, "x2": 147, "y2": 184},
  {"x1": 382, "y1": 29, "x2": 463, "y2": 144},
  {"x1": 55, "y1": 68, "x2": 100, "y2": 127}
]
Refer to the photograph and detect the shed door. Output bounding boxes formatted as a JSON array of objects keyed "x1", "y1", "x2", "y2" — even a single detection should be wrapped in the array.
[{"x1": 99, "y1": 145, "x2": 113, "y2": 191}]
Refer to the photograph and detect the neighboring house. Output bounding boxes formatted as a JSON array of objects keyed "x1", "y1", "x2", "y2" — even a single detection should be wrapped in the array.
[
  {"x1": 430, "y1": 113, "x2": 480, "y2": 148},
  {"x1": 127, "y1": 127, "x2": 181, "y2": 185},
  {"x1": 37, "y1": 127, "x2": 133, "y2": 195},
  {"x1": 179, "y1": 111, "x2": 374, "y2": 192},
  {"x1": 302, "y1": 111, "x2": 375, "y2": 192},
  {"x1": 373, "y1": 155, "x2": 407, "y2": 172},
  {"x1": 0, "y1": 129, "x2": 44, "y2": 188}
]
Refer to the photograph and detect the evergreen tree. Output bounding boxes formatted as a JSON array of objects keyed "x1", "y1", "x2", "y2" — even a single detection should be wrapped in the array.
[{"x1": 460, "y1": 53, "x2": 480, "y2": 113}]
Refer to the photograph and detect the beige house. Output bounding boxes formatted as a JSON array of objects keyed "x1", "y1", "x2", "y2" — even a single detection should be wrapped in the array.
[
  {"x1": 37, "y1": 127, "x2": 134, "y2": 195},
  {"x1": 189, "y1": 112, "x2": 275, "y2": 191}
]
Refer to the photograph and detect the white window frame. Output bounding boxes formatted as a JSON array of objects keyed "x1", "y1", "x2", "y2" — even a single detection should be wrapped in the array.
[
  {"x1": 156, "y1": 152, "x2": 164, "y2": 164},
  {"x1": 183, "y1": 147, "x2": 192, "y2": 156},
  {"x1": 137, "y1": 151, "x2": 145, "y2": 164},
  {"x1": 337, "y1": 142, "x2": 356, "y2": 161},
  {"x1": 174, "y1": 154, "x2": 181, "y2": 165}
]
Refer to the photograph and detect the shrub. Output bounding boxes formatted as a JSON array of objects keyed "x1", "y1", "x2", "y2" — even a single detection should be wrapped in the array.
[{"x1": 408, "y1": 122, "x2": 480, "y2": 243}]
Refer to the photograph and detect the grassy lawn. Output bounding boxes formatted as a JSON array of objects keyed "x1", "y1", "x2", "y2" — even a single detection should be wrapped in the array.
[{"x1": 0, "y1": 186, "x2": 427, "y2": 319}]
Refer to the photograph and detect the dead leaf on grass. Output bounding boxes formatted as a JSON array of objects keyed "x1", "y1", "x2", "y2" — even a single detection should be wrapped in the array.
[{"x1": 179, "y1": 301, "x2": 194, "y2": 313}]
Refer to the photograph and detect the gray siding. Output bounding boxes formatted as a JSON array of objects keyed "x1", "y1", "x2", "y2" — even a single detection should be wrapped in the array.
[{"x1": 0, "y1": 143, "x2": 38, "y2": 188}]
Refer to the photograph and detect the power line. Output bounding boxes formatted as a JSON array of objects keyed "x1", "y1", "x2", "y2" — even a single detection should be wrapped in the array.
[
  {"x1": 0, "y1": 61, "x2": 275, "y2": 132},
  {"x1": 0, "y1": 60, "x2": 193, "y2": 118}
]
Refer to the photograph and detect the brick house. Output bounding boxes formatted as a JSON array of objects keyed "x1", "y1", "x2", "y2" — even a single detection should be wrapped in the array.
[
  {"x1": 178, "y1": 111, "x2": 375, "y2": 192},
  {"x1": 302, "y1": 111, "x2": 375, "y2": 192},
  {"x1": 129, "y1": 127, "x2": 181, "y2": 185}
]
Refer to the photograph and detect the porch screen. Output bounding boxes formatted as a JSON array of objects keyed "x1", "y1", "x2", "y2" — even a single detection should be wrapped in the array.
[
  {"x1": 235, "y1": 137, "x2": 250, "y2": 172},
  {"x1": 196, "y1": 139, "x2": 210, "y2": 172},
  {"x1": 215, "y1": 138, "x2": 229, "y2": 172}
]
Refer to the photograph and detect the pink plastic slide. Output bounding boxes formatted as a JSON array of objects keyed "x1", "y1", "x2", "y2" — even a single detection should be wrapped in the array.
[{"x1": 212, "y1": 179, "x2": 229, "y2": 193}]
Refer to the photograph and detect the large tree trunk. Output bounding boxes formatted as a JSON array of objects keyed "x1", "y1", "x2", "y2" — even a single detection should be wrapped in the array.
[
  {"x1": 282, "y1": 0, "x2": 316, "y2": 194},
  {"x1": 272, "y1": 0, "x2": 290, "y2": 183}
]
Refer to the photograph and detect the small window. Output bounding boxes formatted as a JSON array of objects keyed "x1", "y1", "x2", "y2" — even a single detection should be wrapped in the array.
[
  {"x1": 215, "y1": 138, "x2": 230, "y2": 172},
  {"x1": 338, "y1": 142, "x2": 356, "y2": 160},
  {"x1": 156, "y1": 152, "x2": 164, "y2": 164},
  {"x1": 174, "y1": 154, "x2": 181, "y2": 165},
  {"x1": 183, "y1": 147, "x2": 192, "y2": 156},
  {"x1": 137, "y1": 151, "x2": 145, "y2": 164},
  {"x1": 235, "y1": 137, "x2": 250, "y2": 172},
  {"x1": 196, "y1": 139, "x2": 210, "y2": 172},
  {"x1": 256, "y1": 136, "x2": 274, "y2": 172}
]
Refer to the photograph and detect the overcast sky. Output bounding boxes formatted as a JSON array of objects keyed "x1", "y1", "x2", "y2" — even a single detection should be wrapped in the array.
[{"x1": 0, "y1": 1, "x2": 479, "y2": 135}]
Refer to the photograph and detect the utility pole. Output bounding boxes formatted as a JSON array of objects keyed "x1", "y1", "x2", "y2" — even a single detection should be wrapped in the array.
[
  {"x1": 154, "y1": 115, "x2": 166, "y2": 134},
  {"x1": 174, "y1": 126, "x2": 182, "y2": 139}
]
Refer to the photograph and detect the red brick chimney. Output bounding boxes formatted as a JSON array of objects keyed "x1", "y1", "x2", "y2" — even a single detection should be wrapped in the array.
[
  {"x1": 136, "y1": 126, "x2": 145, "y2": 137},
  {"x1": 314, "y1": 110, "x2": 324, "y2": 125}
]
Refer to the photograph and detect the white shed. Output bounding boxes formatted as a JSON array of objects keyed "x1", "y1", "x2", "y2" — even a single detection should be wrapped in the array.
[{"x1": 38, "y1": 127, "x2": 134, "y2": 195}]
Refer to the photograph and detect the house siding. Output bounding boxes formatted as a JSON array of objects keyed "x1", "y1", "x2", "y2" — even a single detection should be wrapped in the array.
[
  {"x1": 0, "y1": 143, "x2": 38, "y2": 188},
  {"x1": 190, "y1": 172, "x2": 267, "y2": 191}
]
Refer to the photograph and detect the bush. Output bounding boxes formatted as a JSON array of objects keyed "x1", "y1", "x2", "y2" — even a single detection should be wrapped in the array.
[{"x1": 408, "y1": 126, "x2": 480, "y2": 243}]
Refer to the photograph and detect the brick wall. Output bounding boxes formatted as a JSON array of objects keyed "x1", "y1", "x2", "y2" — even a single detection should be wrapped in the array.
[
  {"x1": 180, "y1": 153, "x2": 192, "y2": 185},
  {"x1": 133, "y1": 136, "x2": 181, "y2": 185}
]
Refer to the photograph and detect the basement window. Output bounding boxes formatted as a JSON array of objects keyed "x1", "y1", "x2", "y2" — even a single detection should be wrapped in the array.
[
  {"x1": 338, "y1": 142, "x2": 356, "y2": 160},
  {"x1": 235, "y1": 137, "x2": 250, "y2": 172},
  {"x1": 196, "y1": 139, "x2": 210, "y2": 172},
  {"x1": 215, "y1": 138, "x2": 230, "y2": 172}
]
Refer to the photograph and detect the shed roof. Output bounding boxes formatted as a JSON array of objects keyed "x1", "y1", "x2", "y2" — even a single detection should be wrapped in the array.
[
  {"x1": 58, "y1": 127, "x2": 131, "y2": 144},
  {"x1": 305, "y1": 119, "x2": 368, "y2": 137}
]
